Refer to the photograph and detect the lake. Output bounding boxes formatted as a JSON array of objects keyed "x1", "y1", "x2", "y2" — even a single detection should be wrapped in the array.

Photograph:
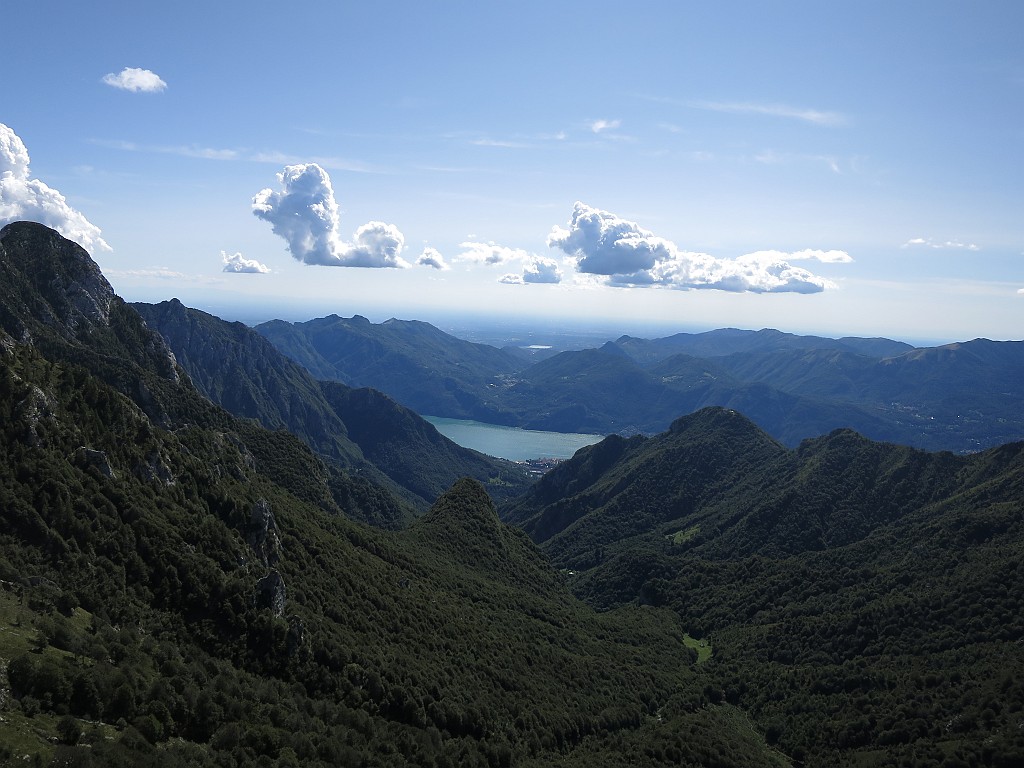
[{"x1": 423, "y1": 416, "x2": 605, "y2": 461}]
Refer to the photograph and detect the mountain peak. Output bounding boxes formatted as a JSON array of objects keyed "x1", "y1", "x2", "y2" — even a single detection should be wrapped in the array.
[
  {"x1": 0, "y1": 221, "x2": 115, "y2": 339},
  {"x1": 421, "y1": 477, "x2": 502, "y2": 532},
  {"x1": 668, "y1": 405, "x2": 774, "y2": 444}
]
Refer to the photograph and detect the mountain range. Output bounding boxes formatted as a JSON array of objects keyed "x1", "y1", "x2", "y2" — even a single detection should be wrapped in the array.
[
  {"x1": 0, "y1": 221, "x2": 780, "y2": 766},
  {"x1": 3, "y1": 220, "x2": 1024, "y2": 767},
  {"x1": 256, "y1": 313, "x2": 1024, "y2": 453}
]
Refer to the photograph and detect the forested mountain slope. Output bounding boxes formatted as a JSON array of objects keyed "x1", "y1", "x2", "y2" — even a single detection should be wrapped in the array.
[
  {"x1": 0, "y1": 221, "x2": 780, "y2": 766},
  {"x1": 503, "y1": 407, "x2": 1024, "y2": 766},
  {"x1": 255, "y1": 314, "x2": 523, "y2": 424}
]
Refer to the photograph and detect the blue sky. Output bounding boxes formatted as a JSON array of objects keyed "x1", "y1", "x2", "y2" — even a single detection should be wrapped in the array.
[{"x1": 2, "y1": 1, "x2": 1023, "y2": 344}]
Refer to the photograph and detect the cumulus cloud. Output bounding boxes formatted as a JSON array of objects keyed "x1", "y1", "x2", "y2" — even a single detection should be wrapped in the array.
[
  {"x1": 548, "y1": 202, "x2": 840, "y2": 293},
  {"x1": 416, "y1": 247, "x2": 450, "y2": 270},
  {"x1": 456, "y1": 241, "x2": 531, "y2": 266},
  {"x1": 102, "y1": 67, "x2": 167, "y2": 93},
  {"x1": 902, "y1": 237, "x2": 979, "y2": 251},
  {"x1": 521, "y1": 256, "x2": 563, "y2": 283},
  {"x1": 221, "y1": 250, "x2": 270, "y2": 274},
  {"x1": 252, "y1": 163, "x2": 408, "y2": 268},
  {"x1": 500, "y1": 255, "x2": 563, "y2": 285},
  {"x1": 0, "y1": 123, "x2": 111, "y2": 252}
]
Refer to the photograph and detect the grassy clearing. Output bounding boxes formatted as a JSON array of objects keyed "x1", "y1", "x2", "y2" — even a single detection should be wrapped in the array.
[
  {"x1": 683, "y1": 633, "x2": 712, "y2": 665},
  {"x1": 1, "y1": 588, "x2": 55, "y2": 764},
  {"x1": 0, "y1": 588, "x2": 35, "y2": 659},
  {"x1": 710, "y1": 705, "x2": 793, "y2": 767},
  {"x1": 667, "y1": 525, "x2": 700, "y2": 545},
  {"x1": 0, "y1": 708, "x2": 58, "y2": 764}
]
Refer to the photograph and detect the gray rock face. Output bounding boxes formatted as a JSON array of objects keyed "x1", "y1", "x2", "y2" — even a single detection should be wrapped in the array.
[
  {"x1": 73, "y1": 447, "x2": 116, "y2": 479},
  {"x1": 255, "y1": 569, "x2": 286, "y2": 618},
  {"x1": 0, "y1": 221, "x2": 113, "y2": 337},
  {"x1": 248, "y1": 498, "x2": 282, "y2": 568},
  {"x1": 136, "y1": 450, "x2": 175, "y2": 485},
  {"x1": 286, "y1": 616, "x2": 304, "y2": 657},
  {"x1": 16, "y1": 384, "x2": 55, "y2": 447}
]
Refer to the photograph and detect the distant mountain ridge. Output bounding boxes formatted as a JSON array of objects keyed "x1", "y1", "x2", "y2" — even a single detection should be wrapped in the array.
[
  {"x1": 258, "y1": 312, "x2": 1024, "y2": 452},
  {"x1": 256, "y1": 313, "x2": 522, "y2": 424},
  {"x1": 603, "y1": 327, "x2": 915, "y2": 364}
]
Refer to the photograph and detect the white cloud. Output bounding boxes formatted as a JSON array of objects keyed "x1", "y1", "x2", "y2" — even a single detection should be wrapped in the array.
[
  {"x1": 500, "y1": 255, "x2": 563, "y2": 285},
  {"x1": 548, "y1": 202, "x2": 840, "y2": 293},
  {"x1": 748, "y1": 248, "x2": 853, "y2": 264},
  {"x1": 252, "y1": 163, "x2": 408, "y2": 268},
  {"x1": 102, "y1": 67, "x2": 167, "y2": 93},
  {"x1": 417, "y1": 247, "x2": 450, "y2": 270},
  {"x1": 522, "y1": 256, "x2": 563, "y2": 284},
  {"x1": 691, "y1": 101, "x2": 844, "y2": 126},
  {"x1": 456, "y1": 241, "x2": 531, "y2": 266},
  {"x1": 902, "y1": 237, "x2": 980, "y2": 251},
  {"x1": 222, "y1": 250, "x2": 270, "y2": 274},
  {"x1": 547, "y1": 202, "x2": 674, "y2": 276},
  {"x1": 0, "y1": 123, "x2": 111, "y2": 252},
  {"x1": 590, "y1": 119, "x2": 622, "y2": 134}
]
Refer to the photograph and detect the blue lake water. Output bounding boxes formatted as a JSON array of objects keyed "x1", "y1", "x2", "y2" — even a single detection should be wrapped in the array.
[{"x1": 423, "y1": 416, "x2": 605, "y2": 461}]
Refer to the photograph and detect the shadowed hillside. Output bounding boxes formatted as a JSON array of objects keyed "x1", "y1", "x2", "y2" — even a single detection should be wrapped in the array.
[
  {"x1": 503, "y1": 407, "x2": 1024, "y2": 765},
  {"x1": 134, "y1": 299, "x2": 531, "y2": 515}
]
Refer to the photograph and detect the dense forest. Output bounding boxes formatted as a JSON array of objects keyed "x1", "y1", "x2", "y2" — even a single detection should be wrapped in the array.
[
  {"x1": 505, "y1": 408, "x2": 1024, "y2": 766},
  {"x1": 3, "y1": 221, "x2": 1024, "y2": 767}
]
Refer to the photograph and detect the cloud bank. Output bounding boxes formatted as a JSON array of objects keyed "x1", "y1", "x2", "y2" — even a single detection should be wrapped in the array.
[
  {"x1": 102, "y1": 67, "x2": 167, "y2": 93},
  {"x1": 222, "y1": 251, "x2": 270, "y2": 274},
  {"x1": 0, "y1": 123, "x2": 111, "y2": 252},
  {"x1": 252, "y1": 163, "x2": 407, "y2": 268},
  {"x1": 456, "y1": 240, "x2": 563, "y2": 285},
  {"x1": 548, "y1": 202, "x2": 843, "y2": 293}
]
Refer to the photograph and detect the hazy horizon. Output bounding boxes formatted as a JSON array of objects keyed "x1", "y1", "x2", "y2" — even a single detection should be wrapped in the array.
[{"x1": 171, "y1": 294, "x2": 965, "y2": 350}]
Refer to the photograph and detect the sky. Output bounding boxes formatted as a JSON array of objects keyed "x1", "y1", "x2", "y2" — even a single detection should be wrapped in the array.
[{"x1": 2, "y1": 1, "x2": 1023, "y2": 345}]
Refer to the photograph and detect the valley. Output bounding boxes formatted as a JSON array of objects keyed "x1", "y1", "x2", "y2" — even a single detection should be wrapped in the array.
[{"x1": 421, "y1": 415, "x2": 603, "y2": 461}]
